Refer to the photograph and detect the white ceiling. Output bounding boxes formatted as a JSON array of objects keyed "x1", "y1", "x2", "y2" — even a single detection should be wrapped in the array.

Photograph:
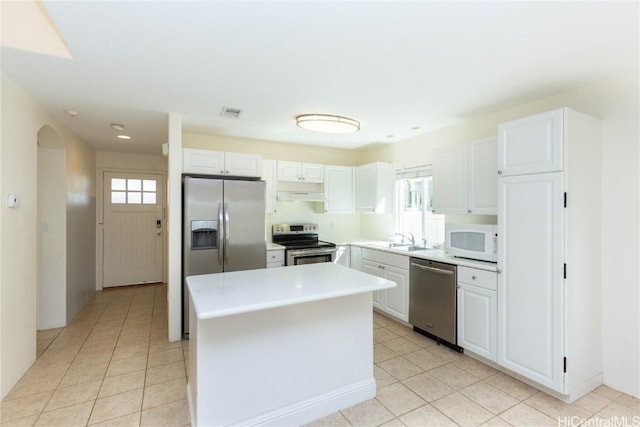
[{"x1": 1, "y1": 1, "x2": 638, "y2": 155}]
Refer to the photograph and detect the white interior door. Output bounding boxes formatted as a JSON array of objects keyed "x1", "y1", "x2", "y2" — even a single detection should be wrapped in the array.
[{"x1": 103, "y1": 172, "x2": 164, "y2": 287}]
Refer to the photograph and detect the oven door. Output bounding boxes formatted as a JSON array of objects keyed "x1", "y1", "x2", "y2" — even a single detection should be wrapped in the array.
[{"x1": 286, "y1": 248, "x2": 336, "y2": 266}]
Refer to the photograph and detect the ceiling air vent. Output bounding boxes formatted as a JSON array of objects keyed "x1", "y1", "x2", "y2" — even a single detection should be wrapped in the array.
[{"x1": 220, "y1": 107, "x2": 243, "y2": 119}]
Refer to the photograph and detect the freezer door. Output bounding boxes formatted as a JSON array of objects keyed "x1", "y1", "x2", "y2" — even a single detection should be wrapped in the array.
[
  {"x1": 223, "y1": 180, "x2": 267, "y2": 272},
  {"x1": 183, "y1": 177, "x2": 223, "y2": 334}
]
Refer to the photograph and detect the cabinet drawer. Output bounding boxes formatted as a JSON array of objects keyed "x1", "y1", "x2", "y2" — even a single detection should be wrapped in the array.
[
  {"x1": 458, "y1": 266, "x2": 497, "y2": 291},
  {"x1": 266, "y1": 250, "x2": 284, "y2": 263},
  {"x1": 267, "y1": 261, "x2": 285, "y2": 268},
  {"x1": 361, "y1": 248, "x2": 409, "y2": 270}
]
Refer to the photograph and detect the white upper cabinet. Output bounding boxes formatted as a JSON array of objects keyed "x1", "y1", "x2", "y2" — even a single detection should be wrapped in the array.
[
  {"x1": 469, "y1": 137, "x2": 498, "y2": 214},
  {"x1": 225, "y1": 152, "x2": 263, "y2": 177},
  {"x1": 498, "y1": 109, "x2": 563, "y2": 176},
  {"x1": 183, "y1": 148, "x2": 262, "y2": 178},
  {"x1": 277, "y1": 161, "x2": 323, "y2": 183},
  {"x1": 262, "y1": 159, "x2": 277, "y2": 214},
  {"x1": 433, "y1": 136, "x2": 497, "y2": 215},
  {"x1": 183, "y1": 148, "x2": 225, "y2": 175},
  {"x1": 323, "y1": 165, "x2": 354, "y2": 213},
  {"x1": 355, "y1": 162, "x2": 394, "y2": 213},
  {"x1": 432, "y1": 144, "x2": 468, "y2": 214}
]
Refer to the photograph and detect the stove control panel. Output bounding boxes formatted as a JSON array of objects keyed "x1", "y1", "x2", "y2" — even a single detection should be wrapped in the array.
[{"x1": 272, "y1": 223, "x2": 318, "y2": 235}]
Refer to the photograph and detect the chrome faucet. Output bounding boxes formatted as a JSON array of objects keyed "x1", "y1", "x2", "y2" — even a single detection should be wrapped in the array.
[{"x1": 395, "y1": 232, "x2": 416, "y2": 246}]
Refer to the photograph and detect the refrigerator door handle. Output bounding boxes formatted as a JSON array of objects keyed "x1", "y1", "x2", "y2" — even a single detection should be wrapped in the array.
[
  {"x1": 224, "y1": 202, "x2": 230, "y2": 265},
  {"x1": 217, "y1": 203, "x2": 224, "y2": 265}
]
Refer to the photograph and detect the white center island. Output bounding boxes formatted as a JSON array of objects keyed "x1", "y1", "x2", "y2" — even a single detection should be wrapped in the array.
[{"x1": 186, "y1": 262, "x2": 396, "y2": 427}]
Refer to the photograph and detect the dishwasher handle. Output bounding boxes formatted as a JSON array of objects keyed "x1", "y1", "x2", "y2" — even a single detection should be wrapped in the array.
[{"x1": 411, "y1": 262, "x2": 454, "y2": 275}]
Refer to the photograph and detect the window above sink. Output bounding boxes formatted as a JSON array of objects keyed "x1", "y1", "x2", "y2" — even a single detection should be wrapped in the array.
[{"x1": 395, "y1": 167, "x2": 445, "y2": 248}]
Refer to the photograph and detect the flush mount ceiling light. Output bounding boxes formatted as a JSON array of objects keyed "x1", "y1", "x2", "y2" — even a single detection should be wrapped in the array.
[
  {"x1": 116, "y1": 135, "x2": 131, "y2": 140},
  {"x1": 296, "y1": 114, "x2": 360, "y2": 134},
  {"x1": 110, "y1": 123, "x2": 125, "y2": 131},
  {"x1": 64, "y1": 109, "x2": 80, "y2": 117}
]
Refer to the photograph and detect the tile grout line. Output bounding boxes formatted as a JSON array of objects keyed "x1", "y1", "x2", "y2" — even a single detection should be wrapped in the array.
[
  {"x1": 85, "y1": 289, "x2": 133, "y2": 426},
  {"x1": 32, "y1": 292, "x2": 115, "y2": 426}
]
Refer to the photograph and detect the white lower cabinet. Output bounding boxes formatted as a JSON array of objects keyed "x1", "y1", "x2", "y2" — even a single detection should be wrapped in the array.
[
  {"x1": 457, "y1": 266, "x2": 497, "y2": 361},
  {"x1": 266, "y1": 249, "x2": 284, "y2": 268},
  {"x1": 334, "y1": 245, "x2": 350, "y2": 267},
  {"x1": 361, "y1": 248, "x2": 410, "y2": 322},
  {"x1": 350, "y1": 246, "x2": 362, "y2": 271}
]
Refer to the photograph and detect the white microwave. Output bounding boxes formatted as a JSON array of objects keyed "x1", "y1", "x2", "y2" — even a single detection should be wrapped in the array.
[{"x1": 445, "y1": 224, "x2": 498, "y2": 262}]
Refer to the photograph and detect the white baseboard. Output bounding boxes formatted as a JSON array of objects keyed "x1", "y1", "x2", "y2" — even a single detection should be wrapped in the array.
[
  {"x1": 237, "y1": 378, "x2": 377, "y2": 427},
  {"x1": 187, "y1": 383, "x2": 196, "y2": 427}
]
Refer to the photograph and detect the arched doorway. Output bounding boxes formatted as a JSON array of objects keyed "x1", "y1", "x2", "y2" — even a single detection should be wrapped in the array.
[{"x1": 37, "y1": 125, "x2": 66, "y2": 330}]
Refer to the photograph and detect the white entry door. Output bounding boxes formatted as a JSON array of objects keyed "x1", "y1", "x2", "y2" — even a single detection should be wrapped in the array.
[{"x1": 103, "y1": 172, "x2": 164, "y2": 287}]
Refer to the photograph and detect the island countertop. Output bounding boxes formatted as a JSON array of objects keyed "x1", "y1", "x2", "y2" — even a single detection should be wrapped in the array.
[{"x1": 186, "y1": 262, "x2": 396, "y2": 320}]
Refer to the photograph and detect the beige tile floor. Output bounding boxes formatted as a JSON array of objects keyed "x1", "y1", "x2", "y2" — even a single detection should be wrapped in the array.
[
  {"x1": 2, "y1": 283, "x2": 639, "y2": 427},
  {"x1": 307, "y1": 312, "x2": 640, "y2": 427},
  {"x1": 1, "y1": 284, "x2": 189, "y2": 427}
]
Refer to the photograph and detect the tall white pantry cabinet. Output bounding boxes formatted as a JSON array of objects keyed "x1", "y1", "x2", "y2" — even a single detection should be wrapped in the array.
[{"x1": 497, "y1": 108, "x2": 602, "y2": 402}]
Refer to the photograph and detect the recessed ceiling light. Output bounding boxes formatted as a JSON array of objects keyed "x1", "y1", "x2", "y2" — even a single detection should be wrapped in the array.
[
  {"x1": 411, "y1": 126, "x2": 421, "y2": 130},
  {"x1": 116, "y1": 135, "x2": 131, "y2": 140},
  {"x1": 296, "y1": 114, "x2": 360, "y2": 134},
  {"x1": 111, "y1": 123, "x2": 125, "y2": 131},
  {"x1": 64, "y1": 109, "x2": 80, "y2": 117},
  {"x1": 386, "y1": 134, "x2": 395, "y2": 138}
]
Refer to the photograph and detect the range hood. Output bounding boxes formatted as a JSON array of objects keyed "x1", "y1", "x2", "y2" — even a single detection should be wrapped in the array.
[{"x1": 277, "y1": 191, "x2": 326, "y2": 202}]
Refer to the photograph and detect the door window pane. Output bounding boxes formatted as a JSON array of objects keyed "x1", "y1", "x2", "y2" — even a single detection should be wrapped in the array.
[
  {"x1": 142, "y1": 192, "x2": 156, "y2": 204},
  {"x1": 111, "y1": 191, "x2": 126, "y2": 204},
  {"x1": 127, "y1": 192, "x2": 142, "y2": 204},
  {"x1": 111, "y1": 178, "x2": 126, "y2": 191},
  {"x1": 127, "y1": 179, "x2": 142, "y2": 191},
  {"x1": 143, "y1": 180, "x2": 156, "y2": 192}
]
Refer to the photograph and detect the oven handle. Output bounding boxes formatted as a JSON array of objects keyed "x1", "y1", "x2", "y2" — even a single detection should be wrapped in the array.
[{"x1": 288, "y1": 248, "x2": 337, "y2": 256}]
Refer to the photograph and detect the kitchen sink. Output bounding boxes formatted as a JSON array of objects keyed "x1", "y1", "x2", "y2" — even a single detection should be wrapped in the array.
[{"x1": 368, "y1": 242, "x2": 438, "y2": 251}]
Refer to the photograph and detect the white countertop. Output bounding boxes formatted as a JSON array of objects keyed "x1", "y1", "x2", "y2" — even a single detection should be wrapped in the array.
[
  {"x1": 267, "y1": 242, "x2": 285, "y2": 250},
  {"x1": 187, "y1": 263, "x2": 396, "y2": 320},
  {"x1": 350, "y1": 241, "x2": 498, "y2": 272}
]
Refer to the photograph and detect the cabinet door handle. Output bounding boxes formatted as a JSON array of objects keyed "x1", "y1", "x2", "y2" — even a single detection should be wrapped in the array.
[
  {"x1": 497, "y1": 269, "x2": 502, "y2": 274},
  {"x1": 472, "y1": 275, "x2": 477, "y2": 280},
  {"x1": 498, "y1": 170, "x2": 503, "y2": 175}
]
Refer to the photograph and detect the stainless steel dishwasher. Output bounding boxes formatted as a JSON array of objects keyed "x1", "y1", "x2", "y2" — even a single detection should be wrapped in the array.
[{"x1": 409, "y1": 258, "x2": 460, "y2": 351}]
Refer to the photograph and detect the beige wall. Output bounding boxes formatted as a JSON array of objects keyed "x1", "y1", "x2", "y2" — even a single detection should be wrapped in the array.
[
  {"x1": 183, "y1": 133, "x2": 362, "y2": 166},
  {"x1": 96, "y1": 150, "x2": 168, "y2": 172},
  {"x1": 0, "y1": 73, "x2": 96, "y2": 398},
  {"x1": 360, "y1": 72, "x2": 640, "y2": 397},
  {"x1": 65, "y1": 131, "x2": 96, "y2": 323},
  {"x1": 37, "y1": 146, "x2": 66, "y2": 329}
]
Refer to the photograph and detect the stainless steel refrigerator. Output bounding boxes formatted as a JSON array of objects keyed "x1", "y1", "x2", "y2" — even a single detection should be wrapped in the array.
[{"x1": 182, "y1": 176, "x2": 266, "y2": 334}]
